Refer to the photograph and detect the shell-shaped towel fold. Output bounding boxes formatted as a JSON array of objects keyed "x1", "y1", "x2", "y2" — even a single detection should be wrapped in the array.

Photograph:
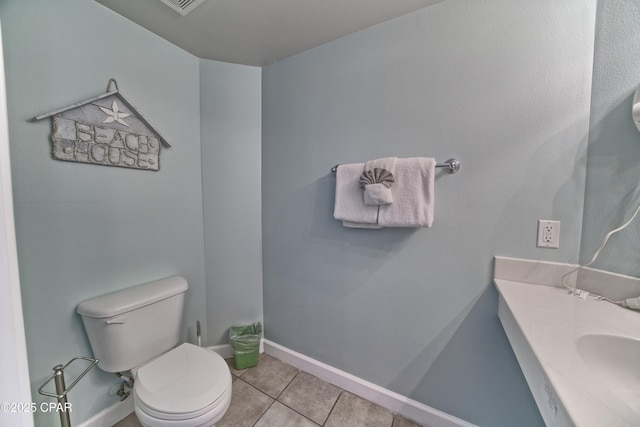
[
  {"x1": 334, "y1": 158, "x2": 436, "y2": 228},
  {"x1": 359, "y1": 168, "x2": 395, "y2": 189}
]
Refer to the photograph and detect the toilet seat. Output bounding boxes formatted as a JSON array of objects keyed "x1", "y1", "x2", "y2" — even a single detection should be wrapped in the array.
[
  {"x1": 134, "y1": 343, "x2": 231, "y2": 423},
  {"x1": 134, "y1": 391, "x2": 231, "y2": 427}
]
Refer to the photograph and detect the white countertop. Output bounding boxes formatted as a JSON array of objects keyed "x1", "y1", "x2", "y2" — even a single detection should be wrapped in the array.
[{"x1": 494, "y1": 256, "x2": 640, "y2": 427}]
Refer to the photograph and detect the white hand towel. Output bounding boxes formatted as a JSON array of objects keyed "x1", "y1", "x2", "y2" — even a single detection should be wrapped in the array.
[
  {"x1": 363, "y1": 183, "x2": 393, "y2": 205},
  {"x1": 377, "y1": 157, "x2": 435, "y2": 227},
  {"x1": 333, "y1": 163, "x2": 380, "y2": 226},
  {"x1": 342, "y1": 220, "x2": 383, "y2": 229},
  {"x1": 365, "y1": 157, "x2": 397, "y2": 173}
]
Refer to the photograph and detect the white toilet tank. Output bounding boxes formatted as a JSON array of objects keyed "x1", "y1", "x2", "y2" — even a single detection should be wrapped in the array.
[{"x1": 77, "y1": 276, "x2": 188, "y2": 373}]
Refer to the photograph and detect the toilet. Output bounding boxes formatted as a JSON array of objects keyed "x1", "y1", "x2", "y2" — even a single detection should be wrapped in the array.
[{"x1": 77, "y1": 276, "x2": 232, "y2": 427}]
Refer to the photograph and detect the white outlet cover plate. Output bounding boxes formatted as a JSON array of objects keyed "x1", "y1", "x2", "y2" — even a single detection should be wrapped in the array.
[{"x1": 537, "y1": 220, "x2": 560, "y2": 248}]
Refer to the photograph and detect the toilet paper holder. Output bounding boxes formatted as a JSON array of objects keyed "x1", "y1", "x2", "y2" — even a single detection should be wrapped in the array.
[{"x1": 38, "y1": 356, "x2": 99, "y2": 427}]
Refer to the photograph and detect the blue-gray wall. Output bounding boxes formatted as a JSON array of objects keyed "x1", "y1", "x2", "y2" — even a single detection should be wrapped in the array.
[
  {"x1": 581, "y1": 1, "x2": 640, "y2": 275},
  {"x1": 262, "y1": 1, "x2": 595, "y2": 425},
  {"x1": 1, "y1": 1, "x2": 203, "y2": 425},
  {"x1": 0, "y1": 0, "x2": 261, "y2": 425},
  {"x1": 200, "y1": 59, "x2": 263, "y2": 344},
  {"x1": 3, "y1": 0, "x2": 623, "y2": 426}
]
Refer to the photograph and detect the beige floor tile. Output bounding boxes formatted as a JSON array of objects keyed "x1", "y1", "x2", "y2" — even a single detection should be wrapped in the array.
[
  {"x1": 240, "y1": 354, "x2": 299, "y2": 398},
  {"x1": 112, "y1": 413, "x2": 141, "y2": 427},
  {"x1": 226, "y1": 357, "x2": 250, "y2": 377},
  {"x1": 278, "y1": 371, "x2": 342, "y2": 425},
  {"x1": 324, "y1": 392, "x2": 394, "y2": 427},
  {"x1": 217, "y1": 379, "x2": 273, "y2": 427},
  {"x1": 254, "y1": 401, "x2": 319, "y2": 427},
  {"x1": 393, "y1": 414, "x2": 426, "y2": 427},
  {"x1": 103, "y1": 354, "x2": 418, "y2": 427}
]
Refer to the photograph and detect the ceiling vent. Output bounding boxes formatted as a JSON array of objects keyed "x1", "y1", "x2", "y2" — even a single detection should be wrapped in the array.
[{"x1": 158, "y1": 0, "x2": 206, "y2": 16}]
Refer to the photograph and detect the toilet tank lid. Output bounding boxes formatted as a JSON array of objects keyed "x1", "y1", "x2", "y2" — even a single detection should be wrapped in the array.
[{"x1": 77, "y1": 276, "x2": 188, "y2": 318}]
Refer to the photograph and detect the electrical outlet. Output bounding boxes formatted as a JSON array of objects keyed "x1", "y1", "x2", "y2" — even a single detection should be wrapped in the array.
[{"x1": 537, "y1": 220, "x2": 560, "y2": 248}]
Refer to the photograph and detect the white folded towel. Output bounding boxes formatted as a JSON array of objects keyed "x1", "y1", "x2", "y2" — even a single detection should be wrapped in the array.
[
  {"x1": 362, "y1": 157, "x2": 397, "y2": 205},
  {"x1": 333, "y1": 163, "x2": 380, "y2": 227},
  {"x1": 342, "y1": 220, "x2": 383, "y2": 229},
  {"x1": 333, "y1": 157, "x2": 436, "y2": 228},
  {"x1": 363, "y1": 183, "x2": 393, "y2": 206},
  {"x1": 378, "y1": 157, "x2": 435, "y2": 227}
]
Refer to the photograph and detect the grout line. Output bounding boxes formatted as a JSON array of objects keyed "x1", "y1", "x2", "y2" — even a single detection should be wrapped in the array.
[
  {"x1": 248, "y1": 370, "x2": 323, "y2": 427},
  {"x1": 234, "y1": 377, "x2": 276, "y2": 427},
  {"x1": 282, "y1": 402, "x2": 323, "y2": 426},
  {"x1": 322, "y1": 390, "x2": 344, "y2": 426},
  {"x1": 275, "y1": 369, "x2": 300, "y2": 400},
  {"x1": 237, "y1": 377, "x2": 275, "y2": 401},
  {"x1": 251, "y1": 396, "x2": 276, "y2": 427},
  {"x1": 277, "y1": 370, "x2": 323, "y2": 426}
]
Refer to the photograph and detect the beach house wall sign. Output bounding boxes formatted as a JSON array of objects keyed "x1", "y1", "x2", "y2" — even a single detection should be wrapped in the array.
[{"x1": 35, "y1": 79, "x2": 171, "y2": 171}]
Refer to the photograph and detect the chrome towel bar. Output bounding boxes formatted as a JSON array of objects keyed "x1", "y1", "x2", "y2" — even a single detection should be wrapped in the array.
[{"x1": 331, "y1": 158, "x2": 461, "y2": 175}]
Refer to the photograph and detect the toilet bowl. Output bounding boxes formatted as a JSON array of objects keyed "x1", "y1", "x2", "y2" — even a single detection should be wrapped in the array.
[
  {"x1": 76, "y1": 277, "x2": 233, "y2": 427},
  {"x1": 133, "y1": 343, "x2": 232, "y2": 427}
]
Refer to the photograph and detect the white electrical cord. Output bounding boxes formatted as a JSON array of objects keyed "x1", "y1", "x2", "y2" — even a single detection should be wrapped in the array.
[{"x1": 561, "y1": 202, "x2": 640, "y2": 307}]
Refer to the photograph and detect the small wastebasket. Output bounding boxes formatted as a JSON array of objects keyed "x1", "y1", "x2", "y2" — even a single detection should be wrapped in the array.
[{"x1": 229, "y1": 322, "x2": 262, "y2": 370}]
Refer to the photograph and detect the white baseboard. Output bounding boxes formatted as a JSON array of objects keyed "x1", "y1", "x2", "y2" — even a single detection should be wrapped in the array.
[
  {"x1": 263, "y1": 339, "x2": 476, "y2": 427},
  {"x1": 207, "y1": 343, "x2": 234, "y2": 359},
  {"x1": 78, "y1": 340, "x2": 473, "y2": 427},
  {"x1": 77, "y1": 398, "x2": 133, "y2": 427},
  {"x1": 206, "y1": 340, "x2": 265, "y2": 360}
]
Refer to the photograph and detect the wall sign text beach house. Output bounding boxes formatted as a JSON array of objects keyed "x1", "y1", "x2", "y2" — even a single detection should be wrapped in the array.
[{"x1": 35, "y1": 79, "x2": 171, "y2": 171}]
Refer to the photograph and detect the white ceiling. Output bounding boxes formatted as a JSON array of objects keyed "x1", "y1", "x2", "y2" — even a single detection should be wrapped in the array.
[{"x1": 95, "y1": 0, "x2": 445, "y2": 66}]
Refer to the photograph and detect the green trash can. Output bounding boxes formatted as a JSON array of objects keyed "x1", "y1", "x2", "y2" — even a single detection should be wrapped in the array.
[{"x1": 229, "y1": 322, "x2": 262, "y2": 370}]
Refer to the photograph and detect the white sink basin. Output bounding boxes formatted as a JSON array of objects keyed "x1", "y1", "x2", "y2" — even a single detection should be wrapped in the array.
[
  {"x1": 577, "y1": 334, "x2": 640, "y2": 413},
  {"x1": 494, "y1": 256, "x2": 640, "y2": 427}
]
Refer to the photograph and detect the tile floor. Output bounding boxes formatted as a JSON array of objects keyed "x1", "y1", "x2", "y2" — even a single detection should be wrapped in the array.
[{"x1": 114, "y1": 353, "x2": 425, "y2": 427}]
